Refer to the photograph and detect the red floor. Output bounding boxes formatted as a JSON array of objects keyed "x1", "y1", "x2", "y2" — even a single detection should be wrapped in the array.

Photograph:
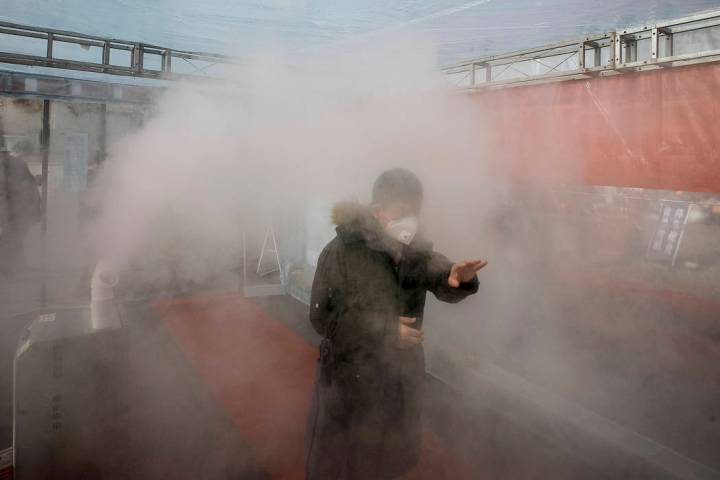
[{"x1": 153, "y1": 293, "x2": 475, "y2": 480}]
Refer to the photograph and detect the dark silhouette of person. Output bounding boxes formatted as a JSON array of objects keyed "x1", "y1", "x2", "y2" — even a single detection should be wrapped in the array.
[
  {"x1": 305, "y1": 168, "x2": 486, "y2": 479},
  {"x1": 0, "y1": 141, "x2": 42, "y2": 275}
]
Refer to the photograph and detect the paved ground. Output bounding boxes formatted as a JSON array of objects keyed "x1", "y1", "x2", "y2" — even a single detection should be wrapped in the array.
[
  {"x1": 0, "y1": 267, "x2": 85, "y2": 451},
  {"x1": 0, "y1": 290, "x2": 595, "y2": 479},
  {"x1": 6, "y1": 301, "x2": 269, "y2": 479}
]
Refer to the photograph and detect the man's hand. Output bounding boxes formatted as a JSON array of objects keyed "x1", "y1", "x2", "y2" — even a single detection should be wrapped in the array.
[
  {"x1": 448, "y1": 259, "x2": 487, "y2": 288},
  {"x1": 397, "y1": 316, "x2": 423, "y2": 349}
]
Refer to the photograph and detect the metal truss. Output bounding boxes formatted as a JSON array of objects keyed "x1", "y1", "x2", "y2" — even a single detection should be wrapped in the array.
[
  {"x1": 442, "y1": 8, "x2": 720, "y2": 90},
  {"x1": 1, "y1": 9, "x2": 720, "y2": 99},
  {"x1": 0, "y1": 20, "x2": 234, "y2": 80}
]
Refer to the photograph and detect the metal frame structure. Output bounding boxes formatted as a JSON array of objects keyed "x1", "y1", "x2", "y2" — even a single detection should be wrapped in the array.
[
  {"x1": 0, "y1": 70, "x2": 162, "y2": 104},
  {"x1": 2, "y1": 10, "x2": 720, "y2": 95},
  {"x1": 0, "y1": 20, "x2": 234, "y2": 80},
  {"x1": 442, "y1": 9, "x2": 720, "y2": 90}
]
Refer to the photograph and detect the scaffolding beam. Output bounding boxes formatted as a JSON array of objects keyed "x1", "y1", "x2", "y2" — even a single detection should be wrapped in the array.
[
  {"x1": 0, "y1": 70, "x2": 163, "y2": 104},
  {"x1": 0, "y1": 20, "x2": 236, "y2": 81},
  {"x1": 1, "y1": 10, "x2": 720, "y2": 94},
  {"x1": 443, "y1": 8, "x2": 720, "y2": 90}
]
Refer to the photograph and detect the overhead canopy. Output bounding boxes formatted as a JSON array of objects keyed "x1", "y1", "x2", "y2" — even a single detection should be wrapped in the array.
[{"x1": 2, "y1": 0, "x2": 720, "y2": 65}]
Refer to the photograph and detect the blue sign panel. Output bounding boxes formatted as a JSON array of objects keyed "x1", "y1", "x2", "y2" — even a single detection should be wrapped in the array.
[{"x1": 63, "y1": 133, "x2": 88, "y2": 192}]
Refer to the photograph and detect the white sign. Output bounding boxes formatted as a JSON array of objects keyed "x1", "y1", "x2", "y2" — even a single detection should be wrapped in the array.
[
  {"x1": 646, "y1": 200, "x2": 691, "y2": 266},
  {"x1": 38, "y1": 313, "x2": 56, "y2": 323}
]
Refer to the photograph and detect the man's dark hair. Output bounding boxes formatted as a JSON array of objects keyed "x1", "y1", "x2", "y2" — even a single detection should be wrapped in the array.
[{"x1": 372, "y1": 168, "x2": 423, "y2": 207}]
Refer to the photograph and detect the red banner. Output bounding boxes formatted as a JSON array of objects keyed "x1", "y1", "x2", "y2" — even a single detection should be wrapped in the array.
[{"x1": 476, "y1": 62, "x2": 720, "y2": 193}]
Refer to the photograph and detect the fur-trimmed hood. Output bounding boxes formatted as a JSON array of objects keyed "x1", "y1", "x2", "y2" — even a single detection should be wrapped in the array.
[
  {"x1": 330, "y1": 202, "x2": 431, "y2": 258},
  {"x1": 331, "y1": 201, "x2": 373, "y2": 227}
]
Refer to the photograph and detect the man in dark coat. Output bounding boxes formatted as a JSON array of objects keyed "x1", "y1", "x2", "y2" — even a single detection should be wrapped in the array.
[{"x1": 305, "y1": 168, "x2": 486, "y2": 480}]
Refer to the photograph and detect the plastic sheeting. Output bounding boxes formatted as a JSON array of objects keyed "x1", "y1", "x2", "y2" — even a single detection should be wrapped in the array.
[{"x1": 2, "y1": 1, "x2": 720, "y2": 65}]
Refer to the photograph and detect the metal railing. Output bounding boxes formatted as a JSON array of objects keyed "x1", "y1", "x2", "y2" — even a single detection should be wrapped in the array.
[
  {"x1": 442, "y1": 8, "x2": 720, "y2": 90},
  {"x1": 0, "y1": 20, "x2": 235, "y2": 80},
  {"x1": 1, "y1": 9, "x2": 720, "y2": 92}
]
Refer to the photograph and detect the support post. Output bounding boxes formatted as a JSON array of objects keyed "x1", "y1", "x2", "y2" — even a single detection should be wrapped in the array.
[
  {"x1": 102, "y1": 41, "x2": 111, "y2": 73},
  {"x1": 611, "y1": 32, "x2": 621, "y2": 67},
  {"x1": 651, "y1": 27, "x2": 659, "y2": 60},
  {"x1": 594, "y1": 45, "x2": 602, "y2": 67},
  {"x1": 162, "y1": 49, "x2": 172, "y2": 74},
  {"x1": 99, "y1": 103, "x2": 107, "y2": 164},
  {"x1": 131, "y1": 43, "x2": 143, "y2": 74},
  {"x1": 45, "y1": 33, "x2": 53, "y2": 68},
  {"x1": 40, "y1": 99, "x2": 50, "y2": 306},
  {"x1": 624, "y1": 37, "x2": 637, "y2": 63}
]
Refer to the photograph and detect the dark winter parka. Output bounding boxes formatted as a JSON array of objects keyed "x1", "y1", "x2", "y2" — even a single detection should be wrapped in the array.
[{"x1": 305, "y1": 203, "x2": 478, "y2": 480}]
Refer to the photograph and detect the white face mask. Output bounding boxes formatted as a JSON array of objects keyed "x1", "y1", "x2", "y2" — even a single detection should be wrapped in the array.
[{"x1": 385, "y1": 216, "x2": 419, "y2": 246}]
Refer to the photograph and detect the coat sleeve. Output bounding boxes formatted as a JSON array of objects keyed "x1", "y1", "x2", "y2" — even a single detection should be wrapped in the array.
[
  {"x1": 309, "y1": 239, "x2": 344, "y2": 337},
  {"x1": 425, "y1": 251, "x2": 479, "y2": 303}
]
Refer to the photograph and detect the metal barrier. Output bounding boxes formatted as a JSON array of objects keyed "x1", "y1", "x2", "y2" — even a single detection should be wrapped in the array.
[
  {"x1": 0, "y1": 20, "x2": 234, "y2": 80},
  {"x1": 442, "y1": 9, "x2": 720, "y2": 89},
  {"x1": 1, "y1": 9, "x2": 720, "y2": 93}
]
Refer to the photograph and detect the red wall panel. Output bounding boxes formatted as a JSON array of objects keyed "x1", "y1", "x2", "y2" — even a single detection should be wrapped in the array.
[{"x1": 476, "y1": 62, "x2": 720, "y2": 192}]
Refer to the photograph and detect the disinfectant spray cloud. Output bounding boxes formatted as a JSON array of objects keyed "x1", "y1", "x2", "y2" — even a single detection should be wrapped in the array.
[
  {"x1": 91, "y1": 33, "x2": 492, "y2": 288},
  {"x1": 81, "y1": 23, "x2": 717, "y2": 479}
]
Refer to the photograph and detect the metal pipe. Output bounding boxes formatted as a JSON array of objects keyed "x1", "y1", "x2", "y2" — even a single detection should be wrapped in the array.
[
  {"x1": 0, "y1": 27, "x2": 45, "y2": 39},
  {"x1": 443, "y1": 32, "x2": 612, "y2": 71},
  {"x1": 46, "y1": 33, "x2": 53, "y2": 59},
  {"x1": 40, "y1": 99, "x2": 50, "y2": 307},
  {"x1": 99, "y1": 103, "x2": 107, "y2": 164}
]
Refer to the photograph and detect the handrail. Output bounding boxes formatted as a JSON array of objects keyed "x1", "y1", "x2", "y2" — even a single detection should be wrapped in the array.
[
  {"x1": 441, "y1": 8, "x2": 720, "y2": 90},
  {"x1": 0, "y1": 20, "x2": 236, "y2": 80}
]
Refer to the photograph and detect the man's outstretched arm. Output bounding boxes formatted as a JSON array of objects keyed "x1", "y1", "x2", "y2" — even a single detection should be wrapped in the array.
[{"x1": 426, "y1": 252, "x2": 486, "y2": 303}]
